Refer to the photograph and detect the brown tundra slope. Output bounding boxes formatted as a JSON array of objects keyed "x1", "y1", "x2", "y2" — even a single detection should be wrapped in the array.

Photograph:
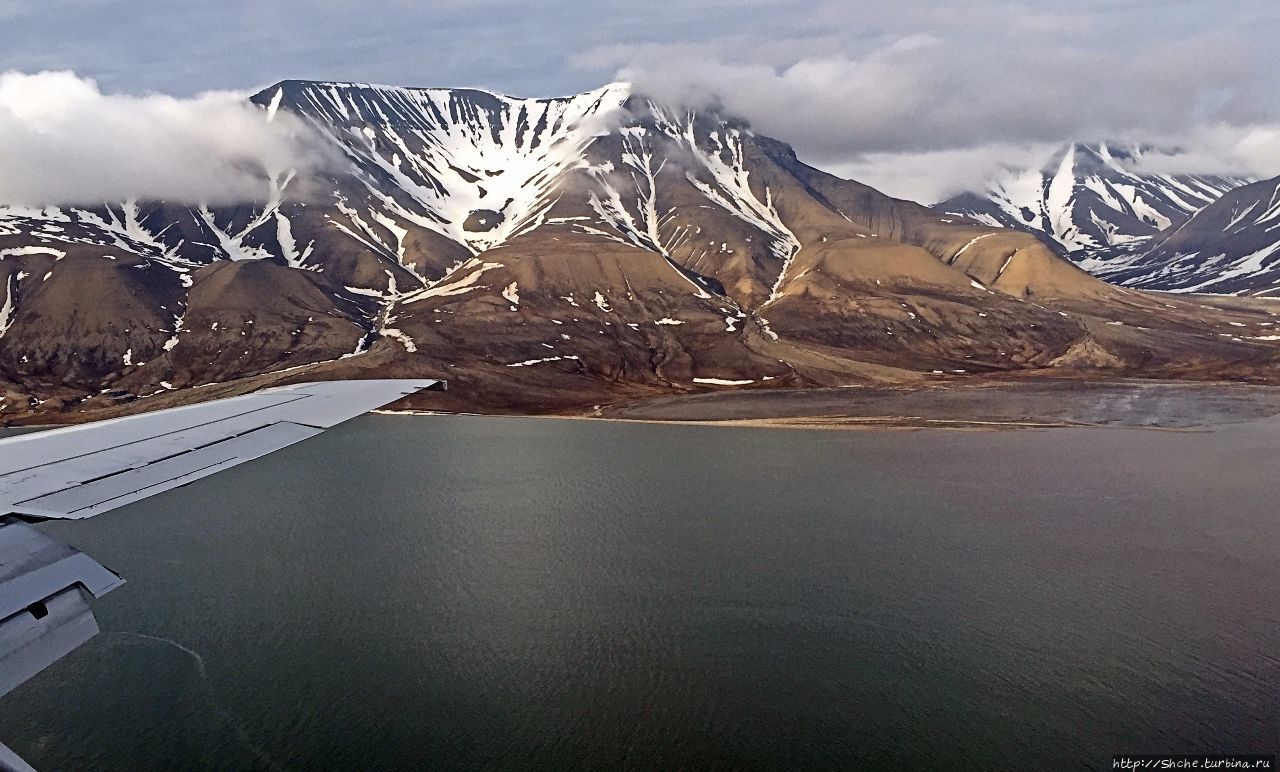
[{"x1": 1, "y1": 81, "x2": 1278, "y2": 422}]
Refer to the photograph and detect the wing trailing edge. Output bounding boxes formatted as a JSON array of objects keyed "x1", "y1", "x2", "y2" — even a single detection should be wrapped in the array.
[{"x1": 0, "y1": 379, "x2": 441, "y2": 521}]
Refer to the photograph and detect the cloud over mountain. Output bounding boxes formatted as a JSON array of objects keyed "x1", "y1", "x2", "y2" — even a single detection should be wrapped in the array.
[
  {"x1": 2, "y1": 2, "x2": 1280, "y2": 204},
  {"x1": 0, "y1": 70, "x2": 336, "y2": 206},
  {"x1": 571, "y1": 2, "x2": 1280, "y2": 200}
]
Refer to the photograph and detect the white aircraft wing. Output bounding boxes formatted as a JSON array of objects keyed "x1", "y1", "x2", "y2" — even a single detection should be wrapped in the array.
[
  {"x1": 0, "y1": 378, "x2": 441, "y2": 715},
  {"x1": 0, "y1": 379, "x2": 440, "y2": 521}
]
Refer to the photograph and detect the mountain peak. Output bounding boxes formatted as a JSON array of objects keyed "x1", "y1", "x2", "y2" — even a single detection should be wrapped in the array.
[
  {"x1": 939, "y1": 140, "x2": 1250, "y2": 258},
  {"x1": 253, "y1": 79, "x2": 634, "y2": 111}
]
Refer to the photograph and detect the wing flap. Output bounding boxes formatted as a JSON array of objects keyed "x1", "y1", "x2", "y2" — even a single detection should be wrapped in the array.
[
  {"x1": 8, "y1": 422, "x2": 322, "y2": 520},
  {"x1": 0, "y1": 518, "x2": 123, "y2": 700}
]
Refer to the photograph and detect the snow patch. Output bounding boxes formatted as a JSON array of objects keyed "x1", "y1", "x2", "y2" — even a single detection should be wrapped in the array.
[
  {"x1": 0, "y1": 274, "x2": 16, "y2": 338},
  {"x1": 382, "y1": 328, "x2": 418, "y2": 352},
  {"x1": 506, "y1": 355, "x2": 580, "y2": 367},
  {"x1": 0, "y1": 245, "x2": 66, "y2": 259}
]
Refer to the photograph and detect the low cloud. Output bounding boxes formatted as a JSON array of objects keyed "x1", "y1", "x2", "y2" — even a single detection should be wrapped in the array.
[
  {"x1": 589, "y1": 31, "x2": 1260, "y2": 159},
  {"x1": 573, "y1": 2, "x2": 1280, "y2": 202},
  {"x1": 1127, "y1": 125, "x2": 1280, "y2": 180},
  {"x1": 827, "y1": 143, "x2": 1060, "y2": 205},
  {"x1": 830, "y1": 126, "x2": 1280, "y2": 205},
  {"x1": 0, "y1": 70, "x2": 337, "y2": 207}
]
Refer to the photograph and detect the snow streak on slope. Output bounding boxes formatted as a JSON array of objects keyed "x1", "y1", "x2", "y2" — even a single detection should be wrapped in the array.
[
  {"x1": 650, "y1": 105, "x2": 799, "y2": 263},
  {"x1": 0, "y1": 273, "x2": 17, "y2": 338},
  {"x1": 585, "y1": 126, "x2": 674, "y2": 255},
  {"x1": 0, "y1": 204, "x2": 178, "y2": 264},
  {"x1": 576, "y1": 103, "x2": 800, "y2": 304},
  {"x1": 276, "y1": 81, "x2": 631, "y2": 255},
  {"x1": 937, "y1": 142, "x2": 1249, "y2": 260}
]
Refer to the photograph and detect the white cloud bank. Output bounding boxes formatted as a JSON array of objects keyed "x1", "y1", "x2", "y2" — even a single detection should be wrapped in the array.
[
  {"x1": 574, "y1": 2, "x2": 1280, "y2": 202},
  {"x1": 0, "y1": 70, "x2": 335, "y2": 207},
  {"x1": 832, "y1": 127, "x2": 1280, "y2": 204}
]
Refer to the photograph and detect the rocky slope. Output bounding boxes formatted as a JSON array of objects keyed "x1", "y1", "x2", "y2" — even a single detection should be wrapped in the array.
[
  {"x1": 935, "y1": 142, "x2": 1248, "y2": 264},
  {"x1": 2, "y1": 84, "x2": 1279, "y2": 422}
]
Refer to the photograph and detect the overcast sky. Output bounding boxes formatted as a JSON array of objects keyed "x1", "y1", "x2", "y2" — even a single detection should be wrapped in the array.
[{"x1": 2, "y1": 0, "x2": 1278, "y2": 201}]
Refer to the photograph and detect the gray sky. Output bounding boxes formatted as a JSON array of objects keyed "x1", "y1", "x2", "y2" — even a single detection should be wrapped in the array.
[{"x1": 2, "y1": 0, "x2": 1279, "y2": 201}]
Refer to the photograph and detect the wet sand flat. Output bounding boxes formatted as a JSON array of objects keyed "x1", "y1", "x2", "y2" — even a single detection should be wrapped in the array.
[{"x1": 602, "y1": 379, "x2": 1280, "y2": 429}]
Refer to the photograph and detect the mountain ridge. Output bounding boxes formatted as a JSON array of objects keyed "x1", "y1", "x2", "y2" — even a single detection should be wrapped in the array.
[
  {"x1": 935, "y1": 141, "x2": 1250, "y2": 263},
  {"x1": 1098, "y1": 175, "x2": 1280, "y2": 296},
  {"x1": 2, "y1": 81, "x2": 1279, "y2": 422}
]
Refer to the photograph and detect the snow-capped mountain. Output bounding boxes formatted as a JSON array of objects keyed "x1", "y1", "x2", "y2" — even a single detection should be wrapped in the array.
[
  {"x1": 936, "y1": 142, "x2": 1249, "y2": 260},
  {"x1": 3, "y1": 83, "x2": 1279, "y2": 421},
  {"x1": 1096, "y1": 176, "x2": 1280, "y2": 295},
  {"x1": 262, "y1": 81, "x2": 634, "y2": 264}
]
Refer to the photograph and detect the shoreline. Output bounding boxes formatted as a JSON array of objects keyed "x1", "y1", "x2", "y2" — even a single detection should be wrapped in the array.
[
  {"x1": 371, "y1": 379, "x2": 1280, "y2": 432},
  {"x1": 369, "y1": 409, "x2": 1217, "y2": 433},
  {"x1": 9, "y1": 378, "x2": 1280, "y2": 434}
]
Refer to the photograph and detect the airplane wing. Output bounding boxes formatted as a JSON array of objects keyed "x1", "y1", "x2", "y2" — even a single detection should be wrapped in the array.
[
  {"x1": 0, "y1": 379, "x2": 441, "y2": 521},
  {"x1": 0, "y1": 379, "x2": 441, "y2": 716}
]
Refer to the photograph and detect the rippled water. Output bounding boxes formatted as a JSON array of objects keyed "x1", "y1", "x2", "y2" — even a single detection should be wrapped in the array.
[{"x1": 1, "y1": 415, "x2": 1278, "y2": 770}]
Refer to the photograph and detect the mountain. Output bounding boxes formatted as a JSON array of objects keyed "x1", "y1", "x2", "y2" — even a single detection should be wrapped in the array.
[
  {"x1": 935, "y1": 142, "x2": 1249, "y2": 262},
  {"x1": 1095, "y1": 176, "x2": 1280, "y2": 296},
  {"x1": 3, "y1": 83, "x2": 1279, "y2": 422}
]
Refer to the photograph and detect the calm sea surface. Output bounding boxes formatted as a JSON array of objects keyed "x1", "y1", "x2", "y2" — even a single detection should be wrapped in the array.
[{"x1": 1, "y1": 415, "x2": 1278, "y2": 770}]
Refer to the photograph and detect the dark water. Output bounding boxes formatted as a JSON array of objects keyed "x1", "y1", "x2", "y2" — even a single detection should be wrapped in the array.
[{"x1": 1, "y1": 415, "x2": 1278, "y2": 770}]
